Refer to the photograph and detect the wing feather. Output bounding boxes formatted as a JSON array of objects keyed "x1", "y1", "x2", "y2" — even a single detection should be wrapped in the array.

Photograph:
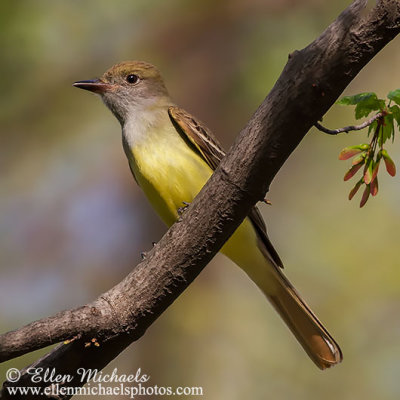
[{"x1": 168, "y1": 106, "x2": 283, "y2": 268}]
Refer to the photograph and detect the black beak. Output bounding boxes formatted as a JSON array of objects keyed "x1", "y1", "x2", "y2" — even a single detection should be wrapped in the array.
[{"x1": 73, "y1": 79, "x2": 112, "y2": 94}]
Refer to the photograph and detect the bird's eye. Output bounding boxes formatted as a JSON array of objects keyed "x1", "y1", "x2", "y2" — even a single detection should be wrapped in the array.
[{"x1": 126, "y1": 74, "x2": 139, "y2": 84}]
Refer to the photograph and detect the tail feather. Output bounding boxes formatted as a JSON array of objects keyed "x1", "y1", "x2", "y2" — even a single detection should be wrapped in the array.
[
  {"x1": 266, "y1": 269, "x2": 342, "y2": 369},
  {"x1": 220, "y1": 217, "x2": 342, "y2": 368}
]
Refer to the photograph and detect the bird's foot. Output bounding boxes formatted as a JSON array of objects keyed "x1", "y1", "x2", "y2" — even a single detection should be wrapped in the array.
[
  {"x1": 63, "y1": 334, "x2": 82, "y2": 345},
  {"x1": 177, "y1": 201, "x2": 191, "y2": 216},
  {"x1": 84, "y1": 338, "x2": 100, "y2": 348}
]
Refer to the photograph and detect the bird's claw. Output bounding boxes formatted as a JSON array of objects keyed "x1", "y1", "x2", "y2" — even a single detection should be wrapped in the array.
[
  {"x1": 177, "y1": 201, "x2": 191, "y2": 216},
  {"x1": 84, "y1": 338, "x2": 100, "y2": 348}
]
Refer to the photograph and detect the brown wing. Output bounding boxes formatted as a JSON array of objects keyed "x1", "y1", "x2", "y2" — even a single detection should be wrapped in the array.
[
  {"x1": 168, "y1": 106, "x2": 283, "y2": 268},
  {"x1": 168, "y1": 106, "x2": 224, "y2": 170}
]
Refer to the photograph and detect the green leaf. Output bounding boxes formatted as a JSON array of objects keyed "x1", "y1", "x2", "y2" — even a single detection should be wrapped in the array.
[
  {"x1": 381, "y1": 113, "x2": 394, "y2": 144},
  {"x1": 337, "y1": 92, "x2": 385, "y2": 119},
  {"x1": 390, "y1": 105, "x2": 400, "y2": 129},
  {"x1": 355, "y1": 98, "x2": 385, "y2": 120},
  {"x1": 388, "y1": 89, "x2": 400, "y2": 106},
  {"x1": 368, "y1": 119, "x2": 378, "y2": 136},
  {"x1": 337, "y1": 92, "x2": 377, "y2": 105}
]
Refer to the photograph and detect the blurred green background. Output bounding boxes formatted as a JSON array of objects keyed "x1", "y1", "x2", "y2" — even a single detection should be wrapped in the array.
[{"x1": 1, "y1": 0, "x2": 399, "y2": 399}]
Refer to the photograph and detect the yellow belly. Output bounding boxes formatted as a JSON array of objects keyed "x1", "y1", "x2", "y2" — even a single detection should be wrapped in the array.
[
  {"x1": 130, "y1": 136, "x2": 213, "y2": 226},
  {"x1": 126, "y1": 128, "x2": 267, "y2": 286}
]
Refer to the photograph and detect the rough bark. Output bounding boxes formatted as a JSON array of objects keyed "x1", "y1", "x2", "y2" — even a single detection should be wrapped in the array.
[{"x1": 1, "y1": 0, "x2": 399, "y2": 398}]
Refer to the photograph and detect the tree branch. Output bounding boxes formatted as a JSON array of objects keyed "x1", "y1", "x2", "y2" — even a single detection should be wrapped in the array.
[
  {"x1": 1, "y1": 0, "x2": 400, "y2": 398},
  {"x1": 314, "y1": 111, "x2": 386, "y2": 134}
]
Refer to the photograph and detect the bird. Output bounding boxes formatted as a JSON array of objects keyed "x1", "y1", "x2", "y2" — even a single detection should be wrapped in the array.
[{"x1": 74, "y1": 61, "x2": 342, "y2": 369}]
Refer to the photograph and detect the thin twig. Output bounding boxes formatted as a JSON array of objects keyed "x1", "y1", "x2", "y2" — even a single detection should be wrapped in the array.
[{"x1": 314, "y1": 111, "x2": 385, "y2": 135}]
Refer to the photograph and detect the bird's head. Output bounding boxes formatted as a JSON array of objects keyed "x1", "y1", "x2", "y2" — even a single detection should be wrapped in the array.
[{"x1": 74, "y1": 61, "x2": 170, "y2": 125}]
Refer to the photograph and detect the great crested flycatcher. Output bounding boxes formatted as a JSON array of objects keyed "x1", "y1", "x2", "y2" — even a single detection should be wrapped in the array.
[{"x1": 74, "y1": 61, "x2": 342, "y2": 369}]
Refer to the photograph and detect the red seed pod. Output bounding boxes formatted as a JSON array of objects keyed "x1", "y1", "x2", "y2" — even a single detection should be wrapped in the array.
[
  {"x1": 363, "y1": 159, "x2": 374, "y2": 185},
  {"x1": 370, "y1": 177, "x2": 379, "y2": 196},
  {"x1": 360, "y1": 185, "x2": 370, "y2": 208},
  {"x1": 348, "y1": 180, "x2": 363, "y2": 200},
  {"x1": 352, "y1": 153, "x2": 366, "y2": 166},
  {"x1": 338, "y1": 144, "x2": 369, "y2": 160},
  {"x1": 381, "y1": 149, "x2": 396, "y2": 176},
  {"x1": 371, "y1": 158, "x2": 381, "y2": 182},
  {"x1": 344, "y1": 163, "x2": 363, "y2": 181}
]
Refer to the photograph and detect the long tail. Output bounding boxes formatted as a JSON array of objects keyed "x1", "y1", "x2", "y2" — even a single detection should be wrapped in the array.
[
  {"x1": 221, "y1": 217, "x2": 342, "y2": 369},
  {"x1": 265, "y1": 267, "x2": 342, "y2": 369}
]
